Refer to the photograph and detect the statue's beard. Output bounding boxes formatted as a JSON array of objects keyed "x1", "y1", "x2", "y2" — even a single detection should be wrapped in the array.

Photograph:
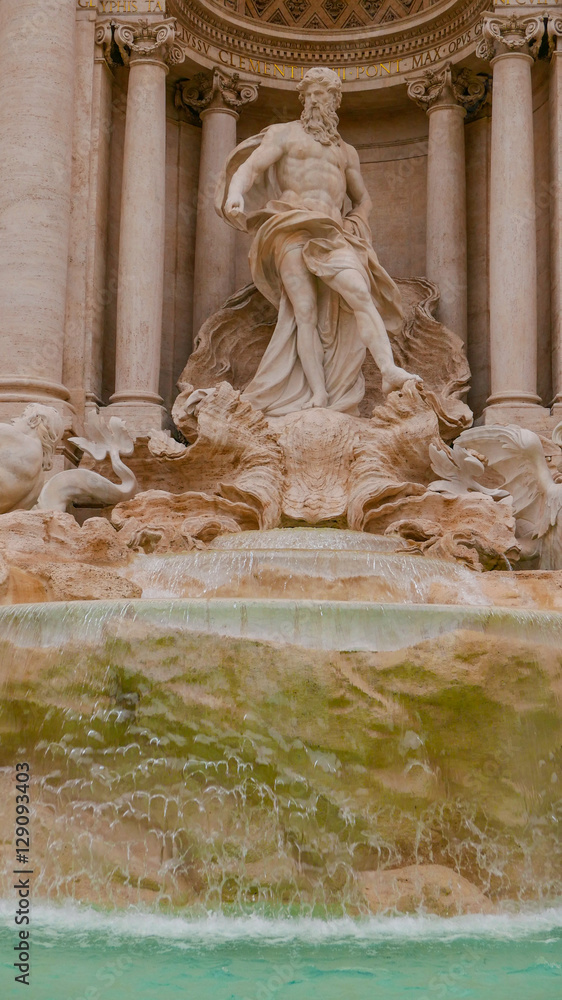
[{"x1": 301, "y1": 105, "x2": 340, "y2": 146}]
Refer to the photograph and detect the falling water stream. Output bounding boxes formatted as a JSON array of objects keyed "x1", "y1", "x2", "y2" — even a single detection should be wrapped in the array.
[{"x1": 0, "y1": 529, "x2": 561, "y2": 996}]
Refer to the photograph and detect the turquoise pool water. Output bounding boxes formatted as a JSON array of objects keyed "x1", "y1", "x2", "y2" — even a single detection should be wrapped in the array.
[{"x1": 1, "y1": 907, "x2": 561, "y2": 1000}]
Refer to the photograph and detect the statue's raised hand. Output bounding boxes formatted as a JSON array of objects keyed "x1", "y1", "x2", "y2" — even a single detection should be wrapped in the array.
[{"x1": 225, "y1": 192, "x2": 245, "y2": 219}]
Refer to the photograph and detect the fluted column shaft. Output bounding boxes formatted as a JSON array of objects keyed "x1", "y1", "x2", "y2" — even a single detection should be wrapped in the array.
[
  {"x1": 194, "y1": 106, "x2": 239, "y2": 334},
  {"x1": 550, "y1": 25, "x2": 562, "y2": 413},
  {"x1": 477, "y1": 14, "x2": 546, "y2": 419},
  {"x1": 177, "y1": 70, "x2": 259, "y2": 336},
  {"x1": 488, "y1": 52, "x2": 539, "y2": 406},
  {"x1": 107, "y1": 18, "x2": 184, "y2": 434},
  {"x1": 112, "y1": 58, "x2": 168, "y2": 421},
  {"x1": 64, "y1": 17, "x2": 114, "y2": 422},
  {"x1": 0, "y1": 0, "x2": 75, "y2": 421},
  {"x1": 426, "y1": 103, "x2": 468, "y2": 343},
  {"x1": 408, "y1": 63, "x2": 486, "y2": 346}
]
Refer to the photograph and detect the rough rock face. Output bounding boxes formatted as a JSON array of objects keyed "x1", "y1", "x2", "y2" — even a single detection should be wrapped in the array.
[
  {"x1": 108, "y1": 381, "x2": 518, "y2": 569},
  {"x1": 363, "y1": 492, "x2": 519, "y2": 571},
  {"x1": 0, "y1": 511, "x2": 128, "y2": 564},
  {"x1": 41, "y1": 564, "x2": 141, "y2": 602},
  {"x1": 358, "y1": 864, "x2": 495, "y2": 916},
  {"x1": 0, "y1": 511, "x2": 136, "y2": 604}
]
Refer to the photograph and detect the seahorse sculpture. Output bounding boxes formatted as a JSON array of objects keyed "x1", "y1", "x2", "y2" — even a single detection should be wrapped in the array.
[
  {"x1": 36, "y1": 411, "x2": 138, "y2": 512},
  {"x1": 430, "y1": 422, "x2": 562, "y2": 568}
]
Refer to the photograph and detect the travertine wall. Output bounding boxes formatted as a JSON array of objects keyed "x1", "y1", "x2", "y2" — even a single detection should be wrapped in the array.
[{"x1": 343, "y1": 105, "x2": 428, "y2": 279}]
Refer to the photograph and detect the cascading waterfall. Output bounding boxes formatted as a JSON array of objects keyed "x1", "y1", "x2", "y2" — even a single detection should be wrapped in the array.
[
  {"x1": 1, "y1": 529, "x2": 561, "y2": 997},
  {"x1": 124, "y1": 529, "x2": 491, "y2": 603}
]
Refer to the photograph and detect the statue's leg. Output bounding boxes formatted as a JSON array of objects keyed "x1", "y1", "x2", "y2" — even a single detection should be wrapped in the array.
[
  {"x1": 326, "y1": 268, "x2": 421, "y2": 394},
  {"x1": 279, "y1": 248, "x2": 328, "y2": 407}
]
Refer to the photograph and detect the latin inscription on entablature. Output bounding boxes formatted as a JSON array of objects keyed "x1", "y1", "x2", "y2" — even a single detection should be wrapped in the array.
[
  {"x1": 492, "y1": 0, "x2": 560, "y2": 5},
  {"x1": 176, "y1": 22, "x2": 482, "y2": 84},
  {"x1": 77, "y1": 0, "x2": 166, "y2": 13}
]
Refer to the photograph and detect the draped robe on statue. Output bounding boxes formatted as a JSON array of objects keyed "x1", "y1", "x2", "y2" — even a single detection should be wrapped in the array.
[{"x1": 215, "y1": 126, "x2": 404, "y2": 418}]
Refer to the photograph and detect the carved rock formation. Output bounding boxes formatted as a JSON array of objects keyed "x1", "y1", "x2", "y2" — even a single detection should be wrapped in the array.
[
  {"x1": 359, "y1": 864, "x2": 495, "y2": 916},
  {"x1": 362, "y1": 492, "x2": 519, "y2": 571},
  {"x1": 61, "y1": 280, "x2": 521, "y2": 571},
  {"x1": 0, "y1": 511, "x2": 136, "y2": 605},
  {"x1": 178, "y1": 278, "x2": 472, "y2": 427},
  {"x1": 108, "y1": 378, "x2": 518, "y2": 570}
]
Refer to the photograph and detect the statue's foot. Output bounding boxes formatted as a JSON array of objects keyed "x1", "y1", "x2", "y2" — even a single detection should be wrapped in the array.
[
  {"x1": 381, "y1": 367, "x2": 422, "y2": 395},
  {"x1": 303, "y1": 391, "x2": 329, "y2": 409}
]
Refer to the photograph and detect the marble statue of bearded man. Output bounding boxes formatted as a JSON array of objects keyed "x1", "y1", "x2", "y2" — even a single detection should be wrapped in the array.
[{"x1": 215, "y1": 67, "x2": 419, "y2": 417}]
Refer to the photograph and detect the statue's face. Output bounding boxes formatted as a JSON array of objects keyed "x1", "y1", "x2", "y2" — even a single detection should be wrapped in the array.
[{"x1": 303, "y1": 83, "x2": 335, "y2": 115}]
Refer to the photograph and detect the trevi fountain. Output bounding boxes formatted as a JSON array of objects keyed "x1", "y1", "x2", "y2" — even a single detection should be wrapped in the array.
[{"x1": 0, "y1": 1, "x2": 561, "y2": 997}]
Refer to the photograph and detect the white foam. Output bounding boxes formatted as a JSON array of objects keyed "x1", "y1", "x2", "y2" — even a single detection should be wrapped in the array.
[{"x1": 1, "y1": 901, "x2": 561, "y2": 947}]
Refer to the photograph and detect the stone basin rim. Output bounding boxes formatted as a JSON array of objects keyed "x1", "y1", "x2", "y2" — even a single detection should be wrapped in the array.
[{"x1": 1, "y1": 597, "x2": 561, "y2": 623}]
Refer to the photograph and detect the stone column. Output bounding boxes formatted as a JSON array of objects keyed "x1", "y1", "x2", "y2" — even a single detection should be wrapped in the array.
[
  {"x1": 108, "y1": 18, "x2": 185, "y2": 435},
  {"x1": 63, "y1": 17, "x2": 114, "y2": 423},
  {"x1": 0, "y1": 0, "x2": 76, "y2": 422},
  {"x1": 477, "y1": 14, "x2": 548, "y2": 425},
  {"x1": 177, "y1": 70, "x2": 259, "y2": 336},
  {"x1": 408, "y1": 63, "x2": 486, "y2": 345},
  {"x1": 549, "y1": 17, "x2": 562, "y2": 417}
]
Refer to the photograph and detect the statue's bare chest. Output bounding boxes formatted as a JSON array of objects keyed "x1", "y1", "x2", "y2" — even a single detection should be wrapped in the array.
[
  {"x1": 281, "y1": 127, "x2": 346, "y2": 171},
  {"x1": 288, "y1": 137, "x2": 343, "y2": 168}
]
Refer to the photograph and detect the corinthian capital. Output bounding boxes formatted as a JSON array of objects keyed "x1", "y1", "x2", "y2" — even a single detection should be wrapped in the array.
[
  {"x1": 176, "y1": 68, "x2": 259, "y2": 118},
  {"x1": 407, "y1": 61, "x2": 487, "y2": 114},
  {"x1": 476, "y1": 13, "x2": 545, "y2": 62},
  {"x1": 109, "y1": 17, "x2": 186, "y2": 67}
]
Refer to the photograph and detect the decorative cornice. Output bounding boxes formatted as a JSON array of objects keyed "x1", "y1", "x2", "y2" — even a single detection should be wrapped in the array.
[
  {"x1": 100, "y1": 17, "x2": 187, "y2": 67},
  {"x1": 168, "y1": 0, "x2": 489, "y2": 68},
  {"x1": 475, "y1": 13, "x2": 546, "y2": 63},
  {"x1": 176, "y1": 67, "x2": 259, "y2": 116},
  {"x1": 407, "y1": 60, "x2": 487, "y2": 114}
]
